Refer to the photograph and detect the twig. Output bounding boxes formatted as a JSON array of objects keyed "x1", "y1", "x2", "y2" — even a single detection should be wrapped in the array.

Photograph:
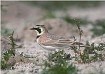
[{"x1": 77, "y1": 23, "x2": 83, "y2": 50}]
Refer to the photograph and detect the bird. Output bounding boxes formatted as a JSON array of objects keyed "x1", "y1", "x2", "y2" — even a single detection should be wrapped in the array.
[{"x1": 30, "y1": 25, "x2": 83, "y2": 51}]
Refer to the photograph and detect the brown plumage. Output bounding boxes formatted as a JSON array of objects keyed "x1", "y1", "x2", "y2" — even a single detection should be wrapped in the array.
[{"x1": 30, "y1": 25, "x2": 83, "y2": 50}]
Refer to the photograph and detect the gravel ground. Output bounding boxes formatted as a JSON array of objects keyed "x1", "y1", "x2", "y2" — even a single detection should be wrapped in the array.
[{"x1": 1, "y1": 1, "x2": 105, "y2": 74}]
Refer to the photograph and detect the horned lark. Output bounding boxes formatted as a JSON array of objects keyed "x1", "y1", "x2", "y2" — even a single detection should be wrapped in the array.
[{"x1": 30, "y1": 25, "x2": 83, "y2": 50}]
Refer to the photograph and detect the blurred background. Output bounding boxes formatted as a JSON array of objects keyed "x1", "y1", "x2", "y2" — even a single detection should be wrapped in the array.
[
  {"x1": 1, "y1": 1, "x2": 105, "y2": 52},
  {"x1": 1, "y1": 1, "x2": 105, "y2": 42}
]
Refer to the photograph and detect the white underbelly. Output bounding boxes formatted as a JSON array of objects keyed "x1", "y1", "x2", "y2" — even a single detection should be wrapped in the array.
[{"x1": 41, "y1": 45, "x2": 57, "y2": 50}]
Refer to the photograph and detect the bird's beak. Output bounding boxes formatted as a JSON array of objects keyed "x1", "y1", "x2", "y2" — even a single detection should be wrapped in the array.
[{"x1": 30, "y1": 27, "x2": 37, "y2": 30}]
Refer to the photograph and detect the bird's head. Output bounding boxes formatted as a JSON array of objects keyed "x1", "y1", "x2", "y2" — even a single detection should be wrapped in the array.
[{"x1": 30, "y1": 25, "x2": 48, "y2": 35}]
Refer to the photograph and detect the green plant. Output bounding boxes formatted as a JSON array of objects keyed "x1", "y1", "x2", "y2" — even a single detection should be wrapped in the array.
[
  {"x1": 1, "y1": 50, "x2": 14, "y2": 69},
  {"x1": 63, "y1": 16, "x2": 90, "y2": 25},
  {"x1": 1, "y1": 26, "x2": 13, "y2": 36},
  {"x1": 42, "y1": 11, "x2": 56, "y2": 19},
  {"x1": 1, "y1": 31, "x2": 16, "y2": 70},
  {"x1": 91, "y1": 20, "x2": 105, "y2": 36},
  {"x1": 41, "y1": 50, "x2": 77, "y2": 74},
  {"x1": 8, "y1": 31, "x2": 16, "y2": 52},
  {"x1": 79, "y1": 42, "x2": 105, "y2": 63},
  {"x1": 25, "y1": 2, "x2": 100, "y2": 10}
]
